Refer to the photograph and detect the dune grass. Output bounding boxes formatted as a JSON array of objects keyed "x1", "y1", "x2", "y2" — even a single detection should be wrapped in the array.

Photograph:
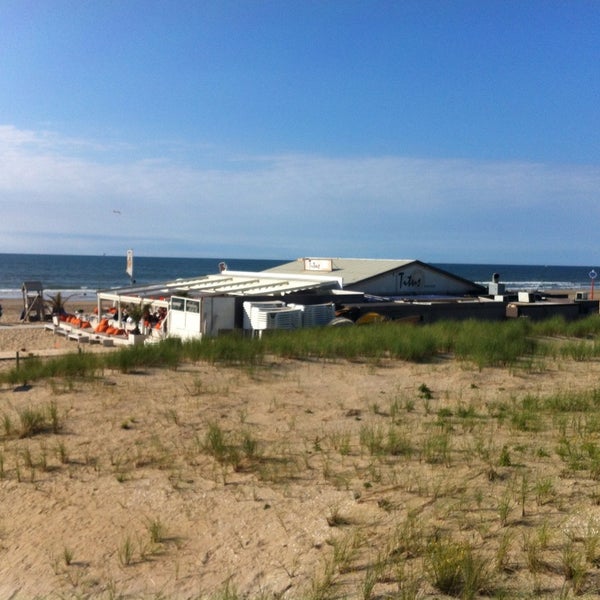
[{"x1": 2, "y1": 315, "x2": 600, "y2": 386}]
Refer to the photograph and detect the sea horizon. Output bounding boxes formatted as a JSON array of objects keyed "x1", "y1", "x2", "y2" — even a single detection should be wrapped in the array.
[{"x1": 0, "y1": 252, "x2": 598, "y2": 301}]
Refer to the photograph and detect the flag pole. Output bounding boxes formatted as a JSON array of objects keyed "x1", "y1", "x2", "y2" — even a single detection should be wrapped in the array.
[{"x1": 589, "y1": 269, "x2": 597, "y2": 300}]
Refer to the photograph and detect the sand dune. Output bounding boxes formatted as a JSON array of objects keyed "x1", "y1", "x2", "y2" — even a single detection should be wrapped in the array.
[{"x1": 1, "y1": 296, "x2": 600, "y2": 597}]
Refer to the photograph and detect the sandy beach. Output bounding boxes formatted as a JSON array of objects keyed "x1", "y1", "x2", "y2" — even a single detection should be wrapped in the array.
[
  {"x1": 2, "y1": 296, "x2": 600, "y2": 597},
  {"x1": 0, "y1": 299, "x2": 100, "y2": 357}
]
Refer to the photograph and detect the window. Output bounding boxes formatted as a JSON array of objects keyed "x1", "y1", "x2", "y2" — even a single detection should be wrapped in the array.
[
  {"x1": 171, "y1": 297, "x2": 185, "y2": 311},
  {"x1": 186, "y1": 299, "x2": 200, "y2": 313}
]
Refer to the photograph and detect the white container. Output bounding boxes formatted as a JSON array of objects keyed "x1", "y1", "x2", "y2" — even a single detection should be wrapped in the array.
[
  {"x1": 289, "y1": 303, "x2": 336, "y2": 327},
  {"x1": 243, "y1": 301, "x2": 286, "y2": 330}
]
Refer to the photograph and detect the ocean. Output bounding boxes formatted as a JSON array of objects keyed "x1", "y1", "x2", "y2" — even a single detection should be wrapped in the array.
[{"x1": 0, "y1": 253, "x2": 597, "y2": 301}]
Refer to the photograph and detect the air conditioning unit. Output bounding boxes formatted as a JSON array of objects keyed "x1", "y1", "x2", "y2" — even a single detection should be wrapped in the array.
[
  {"x1": 243, "y1": 301, "x2": 302, "y2": 332},
  {"x1": 288, "y1": 303, "x2": 336, "y2": 327},
  {"x1": 575, "y1": 292, "x2": 589, "y2": 300},
  {"x1": 261, "y1": 307, "x2": 302, "y2": 330},
  {"x1": 243, "y1": 301, "x2": 285, "y2": 330}
]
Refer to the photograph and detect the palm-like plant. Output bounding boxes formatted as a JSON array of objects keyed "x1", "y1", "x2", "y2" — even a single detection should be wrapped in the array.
[
  {"x1": 46, "y1": 292, "x2": 67, "y2": 316},
  {"x1": 126, "y1": 302, "x2": 150, "y2": 334}
]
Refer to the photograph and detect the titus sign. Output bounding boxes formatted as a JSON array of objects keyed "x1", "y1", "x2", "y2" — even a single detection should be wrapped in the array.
[
  {"x1": 397, "y1": 269, "x2": 425, "y2": 291},
  {"x1": 304, "y1": 258, "x2": 333, "y2": 272}
]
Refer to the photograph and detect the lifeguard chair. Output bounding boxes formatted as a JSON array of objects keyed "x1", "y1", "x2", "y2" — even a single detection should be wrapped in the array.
[{"x1": 21, "y1": 281, "x2": 47, "y2": 322}]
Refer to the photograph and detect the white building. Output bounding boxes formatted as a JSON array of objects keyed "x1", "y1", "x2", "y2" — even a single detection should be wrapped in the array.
[{"x1": 95, "y1": 269, "x2": 349, "y2": 342}]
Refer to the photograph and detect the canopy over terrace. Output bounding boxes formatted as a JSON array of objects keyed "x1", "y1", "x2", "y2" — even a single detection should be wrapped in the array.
[{"x1": 96, "y1": 270, "x2": 344, "y2": 327}]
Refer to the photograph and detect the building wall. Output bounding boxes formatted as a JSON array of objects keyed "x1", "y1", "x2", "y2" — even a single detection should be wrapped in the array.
[
  {"x1": 358, "y1": 266, "x2": 479, "y2": 296},
  {"x1": 505, "y1": 300, "x2": 599, "y2": 321},
  {"x1": 169, "y1": 296, "x2": 236, "y2": 339}
]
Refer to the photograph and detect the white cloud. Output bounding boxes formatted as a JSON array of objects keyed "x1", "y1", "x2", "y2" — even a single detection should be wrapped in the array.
[{"x1": 0, "y1": 124, "x2": 598, "y2": 262}]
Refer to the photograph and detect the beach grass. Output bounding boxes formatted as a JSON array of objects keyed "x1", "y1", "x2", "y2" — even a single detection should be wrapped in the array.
[
  {"x1": 3, "y1": 315, "x2": 600, "y2": 387},
  {"x1": 3, "y1": 315, "x2": 600, "y2": 596}
]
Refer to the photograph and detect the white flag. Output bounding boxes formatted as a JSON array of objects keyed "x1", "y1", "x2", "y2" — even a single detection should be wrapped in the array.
[{"x1": 126, "y1": 249, "x2": 134, "y2": 279}]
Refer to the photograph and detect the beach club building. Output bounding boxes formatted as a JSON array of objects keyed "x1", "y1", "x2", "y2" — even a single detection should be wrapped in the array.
[
  {"x1": 85, "y1": 269, "x2": 357, "y2": 344},
  {"x1": 264, "y1": 257, "x2": 486, "y2": 298},
  {"x1": 52, "y1": 259, "x2": 485, "y2": 345},
  {"x1": 48, "y1": 259, "x2": 598, "y2": 346}
]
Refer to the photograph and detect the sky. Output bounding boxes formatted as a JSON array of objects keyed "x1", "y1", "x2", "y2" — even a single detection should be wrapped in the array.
[{"x1": 0, "y1": 0, "x2": 599, "y2": 265}]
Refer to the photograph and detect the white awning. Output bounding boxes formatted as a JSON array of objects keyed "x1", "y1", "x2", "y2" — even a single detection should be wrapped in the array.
[{"x1": 97, "y1": 270, "x2": 343, "y2": 301}]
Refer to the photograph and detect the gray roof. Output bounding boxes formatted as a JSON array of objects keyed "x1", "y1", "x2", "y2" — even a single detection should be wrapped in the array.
[{"x1": 264, "y1": 258, "x2": 419, "y2": 286}]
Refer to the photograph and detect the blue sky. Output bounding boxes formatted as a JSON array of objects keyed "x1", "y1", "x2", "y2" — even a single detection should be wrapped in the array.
[{"x1": 0, "y1": 0, "x2": 598, "y2": 264}]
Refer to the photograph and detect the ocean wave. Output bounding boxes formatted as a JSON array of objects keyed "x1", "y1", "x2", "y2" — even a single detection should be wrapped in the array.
[
  {"x1": 476, "y1": 281, "x2": 588, "y2": 291},
  {"x1": 0, "y1": 288, "x2": 98, "y2": 301}
]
